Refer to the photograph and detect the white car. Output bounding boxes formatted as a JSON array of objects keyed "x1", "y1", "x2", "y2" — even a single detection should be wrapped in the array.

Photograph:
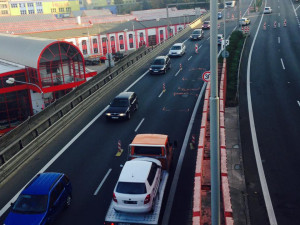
[
  {"x1": 239, "y1": 17, "x2": 251, "y2": 26},
  {"x1": 168, "y1": 43, "x2": 186, "y2": 57},
  {"x1": 263, "y1": 7, "x2": 272, "y2": 14},
  {"x1": 217, "y1": 34, "x2": 224, "y2": 45},
  {"x1": 112, "y1": 158, "x2": 162, "y2": 213}
]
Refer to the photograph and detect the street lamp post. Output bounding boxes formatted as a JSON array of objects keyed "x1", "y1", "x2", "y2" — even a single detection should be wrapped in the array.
[{"x1": 6, "y1": 78, "x2": 43, "y2": 97}]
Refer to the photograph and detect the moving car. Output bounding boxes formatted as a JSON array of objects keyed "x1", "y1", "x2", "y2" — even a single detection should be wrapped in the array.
[
  {"x1": 168, "y1": 43, "x2": 186, "y2": 57},
  {"x1": 202, "y1": 21, "x2": 210, "y2": 29},
  {"x1": 149, "y1": 56, "x2": 171, "y2": 74},
  {"x1": 225, "y1": 1, "x2": 235, "y2": 8},
  {"x1": 218, "y1": 12, "x2": 222, "y2": 19},
  {"x1": 4, "y1": 172, "x2": 72, "y2": 225},
  {"x1": 263, "y1": 7, "x2": 272, "y2": 14},
  {"x1": 190, "y1": 29, "x2": 204, "y2": 40},
  {"x1": 112, "y1": 158, "x2": 162, "y2": 213},
  {"x1": 218, "y1": 34, "x2": 224, "y2": 45},
  {"x1": 105, "y1": 92, "x2": 138, "y2": 120},
  {"x1": 239, "y1": 17, "x2": 251, "y2": 26}
]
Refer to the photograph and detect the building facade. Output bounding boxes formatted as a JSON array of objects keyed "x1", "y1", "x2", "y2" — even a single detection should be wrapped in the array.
[{"x1": 0, "y1": 0, "x2": 10, "y2": 16}]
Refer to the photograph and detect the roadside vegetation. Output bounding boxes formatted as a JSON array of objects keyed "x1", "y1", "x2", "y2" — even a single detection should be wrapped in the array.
[{"x1": 220, "y1": 30, "x2": 245, "y2": 107}]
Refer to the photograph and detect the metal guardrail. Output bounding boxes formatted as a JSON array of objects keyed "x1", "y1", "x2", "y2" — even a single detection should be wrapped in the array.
[{"x1": 0, "y1": 13, "x2": 209, "y2": 183}]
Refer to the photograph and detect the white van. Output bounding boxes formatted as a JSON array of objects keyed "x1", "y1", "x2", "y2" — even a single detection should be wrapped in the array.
[{"x1": 225, "y1": 1, "x2": 235, "y2": 8}]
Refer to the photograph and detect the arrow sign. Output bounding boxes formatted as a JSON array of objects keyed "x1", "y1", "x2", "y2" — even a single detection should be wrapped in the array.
[{"x1": 202, "y1": 71, "x2": 210, "y2": 82}]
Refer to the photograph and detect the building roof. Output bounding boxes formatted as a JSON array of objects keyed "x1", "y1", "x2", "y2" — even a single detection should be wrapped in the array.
[
  {"x1": 0, "y1": 33, "x2": 55, "y2": 68},
  {"x1": 0, "y1": 59, "x2": 25, "y2": 75},
  {"x1": 71, "y1": 9, "x2": 112, "y2": 17}
]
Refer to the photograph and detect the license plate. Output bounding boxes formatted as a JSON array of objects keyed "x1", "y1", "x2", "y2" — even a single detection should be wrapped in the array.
[
  {"x1": 124, "y1": 200, "x2": 137, "y2": 204},
  {"x1": 112, "y1": 117, "x2": 119, "y2": 119}
]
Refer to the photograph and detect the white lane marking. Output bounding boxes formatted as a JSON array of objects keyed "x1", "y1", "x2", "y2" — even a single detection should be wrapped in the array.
[
  {"x1": 279, "y1": 13, "x2": 280, "y2": 16},
  {"x1": 246, "y1": 3, "x2": 278, "y2": 224},
  {"x1": 278, "y1": 22, "x2": 281, "y2": 27},
  {"x1": 281, "y1": 58, "x2": 285, "y2": 70},
  {"x1": 162, "y1": 82, "x2": 207, "y2": 225},
  {"x1": 0, "y1": 70, "x2": 151, "y2": 217},
  {"x1": 135, "y1": 118, "x2": 145, "y2": 132},
  {"x1": 158, "y1": 90, "x2": 164, "y2": 98},
  {"x1": 175, "y1": 69, "x2": 181, "y2": 77},
  {"x1": 296, "y1": 5, "x2": 300, "y2": 11},
  {"x1": 297, "y1": 101, "x2": 300, "y2": 107},
  {"x1": 188, "y1": 56, "x2": 192, "y2": 61},
  {"x1": 94, "y1": 169, "x2": 112, "y2": 195},
  {"x1": 278, "y1": 37, "x2": 280, "y2": 44}
]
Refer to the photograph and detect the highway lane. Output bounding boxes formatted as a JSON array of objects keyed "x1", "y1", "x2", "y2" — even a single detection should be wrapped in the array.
[
  {"x1": 0, "y1": 28, "x2": 213, "y2": 225},
  {"x1": 240, "y1": 0, "x2": 300, "y2": 224}
]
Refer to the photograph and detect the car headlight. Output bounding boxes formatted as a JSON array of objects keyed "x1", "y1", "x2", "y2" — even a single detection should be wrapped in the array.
[
  {"x1": 149, "y1": 68, "x2": 152, "y2": 70},
  {"x1": 106, "y1": 113, "x2": 111, "y2": 116},
  {"x1": 160, "y1": 67, "x2": 165, "y2": 70},
  {"x1": 119, "y1": 113, "x2": 126, "y2": 116}
]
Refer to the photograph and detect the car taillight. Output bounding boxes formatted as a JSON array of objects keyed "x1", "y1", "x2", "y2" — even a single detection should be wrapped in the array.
[
  {"x1": 113, "y1": 193, "x2": 117, "y2": 203},
  {"x1": 144, "y1": 194, "x2": 151, "y2": 204}
]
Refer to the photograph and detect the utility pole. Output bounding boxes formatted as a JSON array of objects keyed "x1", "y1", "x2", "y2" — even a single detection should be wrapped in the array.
[{"x1": 210, "y1": 0, "x2": 220, "y2": 225}]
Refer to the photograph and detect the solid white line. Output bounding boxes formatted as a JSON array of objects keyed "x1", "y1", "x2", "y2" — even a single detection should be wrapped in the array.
[
  {"x1": 188, "y1": 56, "x2": 192, "y2": 61},
  {"x1": 279, "y1": 13, "x2": 281, "y2": 16},
  {"x1": 246, "y1": 3, "x2": 278, "y2": 224},
  {"x1": 162, "y1": 82, "x2": 207, "y2": 225},
  {"x1": 281, "y1": 58, "x2": 285, "y2": 70},
  {"x1": 158, "y1": 90, "x2": 164, "y2": 98},
  {"x1": 175, "y1": 69, "x2": 181, "y2": 77},
  {"x1": 296, "y1": 5, "x2": 300, "y2": 11},
  {"x1": 278, "y1": 37, "x2": 280, "y2": 44},
  {"x1": 94, "y1": 169, "x2": 112, "y2": 195},
  {"x1": 0, "y1": 70, "x2": 150, "y2": 217},
  {"x1": 297, "y1": 101, "x2": 300, "y2": 107},
  {"x1": 135, "y1": 118, "x2": 145, "y2": 132},
  {"x1": 278, "y1": 23, "x2": 281, "y2": 27}
]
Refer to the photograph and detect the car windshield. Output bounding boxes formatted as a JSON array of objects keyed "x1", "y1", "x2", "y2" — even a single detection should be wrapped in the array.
[
  {"x1": 265, "y1": 7, "x2": 269, "y2": 10},
  {"x1": 116, "y1": 182, "x2": 147, "y2": 194},
  {"x1": 111, "y1": 98, "x2": 129, "y2": 107},
  {"x1": 152, "y1": 59, "x2": 165, "y2": 65},
  {"x1": 192, "y1": 30, "x2": 200, "y2": 34},
  {"x1": 204, "y1": 22, "x2": 209, "y2": 25},
  {"x1": 12, "y1": 194, "x2": 48, "y2": 214},
  {"x1": 171, "y1": 46, "x2": 181, "y2": 50}
]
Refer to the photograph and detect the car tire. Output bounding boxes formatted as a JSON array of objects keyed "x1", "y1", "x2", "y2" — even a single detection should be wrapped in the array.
[{"x1": 65, "y1": 195, "x2": 72, "y2": 208}]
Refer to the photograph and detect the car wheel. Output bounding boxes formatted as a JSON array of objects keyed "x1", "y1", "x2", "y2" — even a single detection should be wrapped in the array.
[{"x1": 65, "y1": 195, "x2": 72, "y2": 208}]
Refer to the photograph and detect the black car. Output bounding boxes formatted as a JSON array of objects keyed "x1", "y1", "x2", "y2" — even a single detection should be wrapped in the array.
[
  {"x1": 105, "y1": 92, "x2": 138, "y2": 120},
  {"x1": 149, "y1": 56, "x2": 171, "y2": 74},
  {"x1": 190, "y1": 29, "x2": 204, "y2": 40}
]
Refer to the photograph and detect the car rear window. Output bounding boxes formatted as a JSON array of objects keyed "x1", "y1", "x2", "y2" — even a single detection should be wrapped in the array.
[
  {"x1": 134, "y1": 146, "x2": 162, "y2": 155},
  {"x1": 171, "y1": 46, "x2": 181, "y2": 50},
  {"x1": 116, "y1": 182, "x2": 147, "y2": 194},
  {"x1": 12, "y1": 194, "x2": 48, "y2": 213},
  {"x1": 153, "y1": 59, "x2": 165, "y2": 65},
  {"x1": 193, "y1": 30, "x2": 200, "y2": 34}
]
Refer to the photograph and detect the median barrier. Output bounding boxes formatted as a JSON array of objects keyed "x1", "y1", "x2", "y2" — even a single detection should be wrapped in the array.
[{"x1": 0, "y1": 13, "x2": 210, "y2": 183}]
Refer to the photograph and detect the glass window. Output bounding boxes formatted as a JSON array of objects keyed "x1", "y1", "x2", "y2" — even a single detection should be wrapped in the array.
[
  {"x1": 102, "y1": 37, "x2": 107, "y2": 43},
  {"x1": 119, "y1": 35, "x2": 123, "y2": 40},
  {"x1": 116, "y1": 182, "x2": 146, "y2": 194},
  {"x1": 36, "y1": 2, "x2": 42, "y2": 6},
  {"x1": 28, "y1": 10, "x2": 35, "y2": 14},
  {"x1": 20, "y1": 10, "x2": 26, "y2": 14},
  {"x1": 82, "y1": 40, "x2": 86, "y2": 46},
  {"x1": 59, "y1": 8, "x2": 64, "y2": 12},
  {"x1": 51, "y1": 8, "x2": 56, "y2": 13},
  {"x1": 110, "y1": 36, "x2": 114, "y2": 41},
  {"x1": 120, "y1": 44, "x2": 124, "y2": 50},
  {"x1": 92, "y1": 38, "x2": 97, "y2": 44},
  {"x1": 147, "y1": 163, "x2": 158, "y2": 185},
  {"x1": 66, "y1": 7, "x2": 71, "y2": 12},
  {"x1": 134, "y1": 146, "x2": 162, "y2": 155},
  {"x1": 94, "y1": 48, "x2": 98, "y2": 53},
  {"x1": 12, "y1": 194, "x2": 48, "y2": 213},
  {"x1": 139, "y1": 32, "x2": 143, "y2": 37},
  {"x1": 110, "y1": 98, "x2": 129, "y2": 107},
  {"x1": 11, "y1": 4, "x2": 18, "y2": 8}
]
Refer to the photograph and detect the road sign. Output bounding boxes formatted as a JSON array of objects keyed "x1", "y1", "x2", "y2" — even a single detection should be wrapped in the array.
[
  {"x1": 222, "y1": 50, "x2": 229, "y2": 58},
  {"x1": 202, "y1": 71, "x2": 210, "y2": 82}
]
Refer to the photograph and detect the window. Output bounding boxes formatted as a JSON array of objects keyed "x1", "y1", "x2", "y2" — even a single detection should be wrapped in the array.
[
  {"x1": 37, "y1": 9, "x2": 43, "y2": 13},
  {"x1": 116, "y1": 182, "x2": 146, "y2": 194},
  {"x1": 147, "y1": 163, "x2": 158, "y2": 185},
  {"x1": 28, "y1": 9, "x2": 34, "y2": 14},
  {"x1": 0, "y1": 4, "x2": 8, "y2": 9},
  {"x1": 119, "y1": 35, "x2": 123, "y2": 40},
  {"x1": 92, "y1": 38, "x2": 97, "y2": 44},
  {"x1": 110, "y1": 36, "x2": 114, "y2": 41},
  {"x1": 59, "y1": 8, "x2": 64, "y2": 12},
  {"x1": 1, "y1": 10, "x2": 8, "y2": 14},
  {"x1": 139, "y1": 32, "x2": 143, "y2": 37},
  {"x1": 27, "y1": 3, "x2": 33, "y2": 7},
  {"x1": 19, "y1": 3, "x2": 25, "y2": 7},
  {"x1": 94, "y1": 48, "x2": 98, "y2": 53},
  {"x1": 120, "y1": 44, "x2": 124, "y2": 50},
  {"x1": 11, "y1": 3, "x2": 18, "y2": 8},
  {"x1": 82, "y1": 40, "x2": 87, "y2": 54},
  {"x1": 36, "y1": 2, "x2": 42, "y2": 6},
  {"x1": 20, "y1": 10, "x2": 26, "y2": 14},
  {"x1": 66, "y1": 7, "x2": 71, "y2": 12},
  {"x1": 51, "y1": 8, "x2": 56, "y2": 13},
  {"x1": 129, "y1": 34, "x2": 133, "y2": 48},
  {"x1": 50, "y1": 182, "x2": 64, "y2": 207},
  {"x1": 160, "y1": 30, "x2": 163, "y2": 35},
  {"x1": 102, "y1": 37, "x2": 107, "y2": 43}
]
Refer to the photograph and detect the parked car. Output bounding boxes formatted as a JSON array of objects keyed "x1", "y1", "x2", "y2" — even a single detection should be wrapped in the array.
[
  {"x1": 190, "y1": 29, "x2": 204, "y2": 40},
  {"x1": 112, "y1": 158, "x2": 162, "y2": 213},
  {"x1": 112, "y1": 51, "x2": 125, "y2": 61},
  {"x1": 239, "y1": 17, "x2": 251, "y2": 26},
  {"x1": 217, "y1": 34, "x2": 224, "y2": 45},
  {"x1": 263, "y1": 7, "x2": 272, "y2": 14},
  {"x1": 4, "y1": 172, "x2": 72, "y2": 225},
  {"x1": 149, "y1": 56, "x2": 171, "y2": 74},
  {"x1": 105, "y1": 92, "x2": 138, "y2": 120},
  {"x1": 202, "y1": 21, "x2": 210, "y2": 29},
  {"x1": 168, "y1": 43, "x2": 186, "y2": 57},
  {"x1": 218, "y1": 12, "x2": 222, "y2": 19}
]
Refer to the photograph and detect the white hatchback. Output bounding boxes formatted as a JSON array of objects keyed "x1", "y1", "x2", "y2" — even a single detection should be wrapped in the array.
[
  {"x1": 263, "y1": 7, "x2": 272, "y2": 14},
  {"x1": 168, "y1": 43, "x2": 186, "y2": 57},
  {"x1": 112, "y1": 158, "x2": 162, "y2": 213}
]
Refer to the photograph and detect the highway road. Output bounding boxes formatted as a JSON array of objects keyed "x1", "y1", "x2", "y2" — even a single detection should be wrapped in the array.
[
  {"x1": 239, "y1": 0, "x2": 300, "y2": 224},
  {"x1": 0, "y1": 4, "x2": 251, "y2": 225}
]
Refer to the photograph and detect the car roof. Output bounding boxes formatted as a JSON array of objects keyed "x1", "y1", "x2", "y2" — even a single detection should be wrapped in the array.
[
  {"x1": 119, "y1": 160, "x2": 152, "y2": 183},
  {"x1": 193, "y1": 29, "x2": 202, "y2": 31},
  {"x1": 173, "y1": 43, "x2": 183, "y2": 47},
  {"x1": 155, "y1": 56, "x2": 167, "y2": 60},
  {"x1": 115, "y1": 92, "x2": 134, "y2": 99},
  {"x1": 22, "y1": 172, "x2": 62, "y2": 195},
  {"x1": 131, "y1": 134, "x2": 168, "y2": 146}
]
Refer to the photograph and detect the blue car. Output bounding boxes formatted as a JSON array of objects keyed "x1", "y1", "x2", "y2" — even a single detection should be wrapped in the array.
[
  {"x1": 4, "y1": 172, "x2": 72, "y2": 225},
  {"x1": 218, "y1": 12, "x2": 222, "y2": 19}
]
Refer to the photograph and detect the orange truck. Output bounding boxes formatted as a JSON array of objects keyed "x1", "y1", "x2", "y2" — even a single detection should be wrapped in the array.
[{"x1": 104, "y1": 134, "x2": 176, "y2": 225}]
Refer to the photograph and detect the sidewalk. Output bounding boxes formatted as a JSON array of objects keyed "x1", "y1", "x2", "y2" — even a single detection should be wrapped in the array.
[{"x1": 225, "y1": 107, "x2": 250, "y2": 225}]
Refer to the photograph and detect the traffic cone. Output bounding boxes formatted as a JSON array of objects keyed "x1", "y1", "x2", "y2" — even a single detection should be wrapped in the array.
[
  {"x1": 180, "y1": 63, "x2": 182, "y2": 70},
  {"x1": 190, "y1": 134, "x2": 196, "y2": 149},
  {"x1": 263, "y1": 22, "x2": 266, "y2": 30},
  {"x1": 195, "y1": 44, "x2": 198, "y2": 53},
  {"x1": 283, "y1": 19, "x2": 287, "y2": 27},
  {"x1": 163, "y1": 83, "x2": 166, "y2": 92},
  {"x1": 274, "y1": 21, "x2": 277, "y2": 28},
  {"x1": 115, "y1": 140, "x2": 123, "y2": 156}
]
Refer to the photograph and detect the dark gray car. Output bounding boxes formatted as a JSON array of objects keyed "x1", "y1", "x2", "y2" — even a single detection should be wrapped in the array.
[{"x1": 149, "y1": 56, "x2": 171, "y2": 74}]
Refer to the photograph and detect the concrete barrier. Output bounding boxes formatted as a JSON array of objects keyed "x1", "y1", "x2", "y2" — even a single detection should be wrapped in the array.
[{"x1": 0, "y1": 13, "x2": 210, "y2": 183}]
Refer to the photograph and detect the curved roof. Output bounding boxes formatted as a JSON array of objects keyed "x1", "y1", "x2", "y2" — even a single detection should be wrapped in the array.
[{"x1": 0, "y1": 34, "x2": 56, "y2": 69}]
